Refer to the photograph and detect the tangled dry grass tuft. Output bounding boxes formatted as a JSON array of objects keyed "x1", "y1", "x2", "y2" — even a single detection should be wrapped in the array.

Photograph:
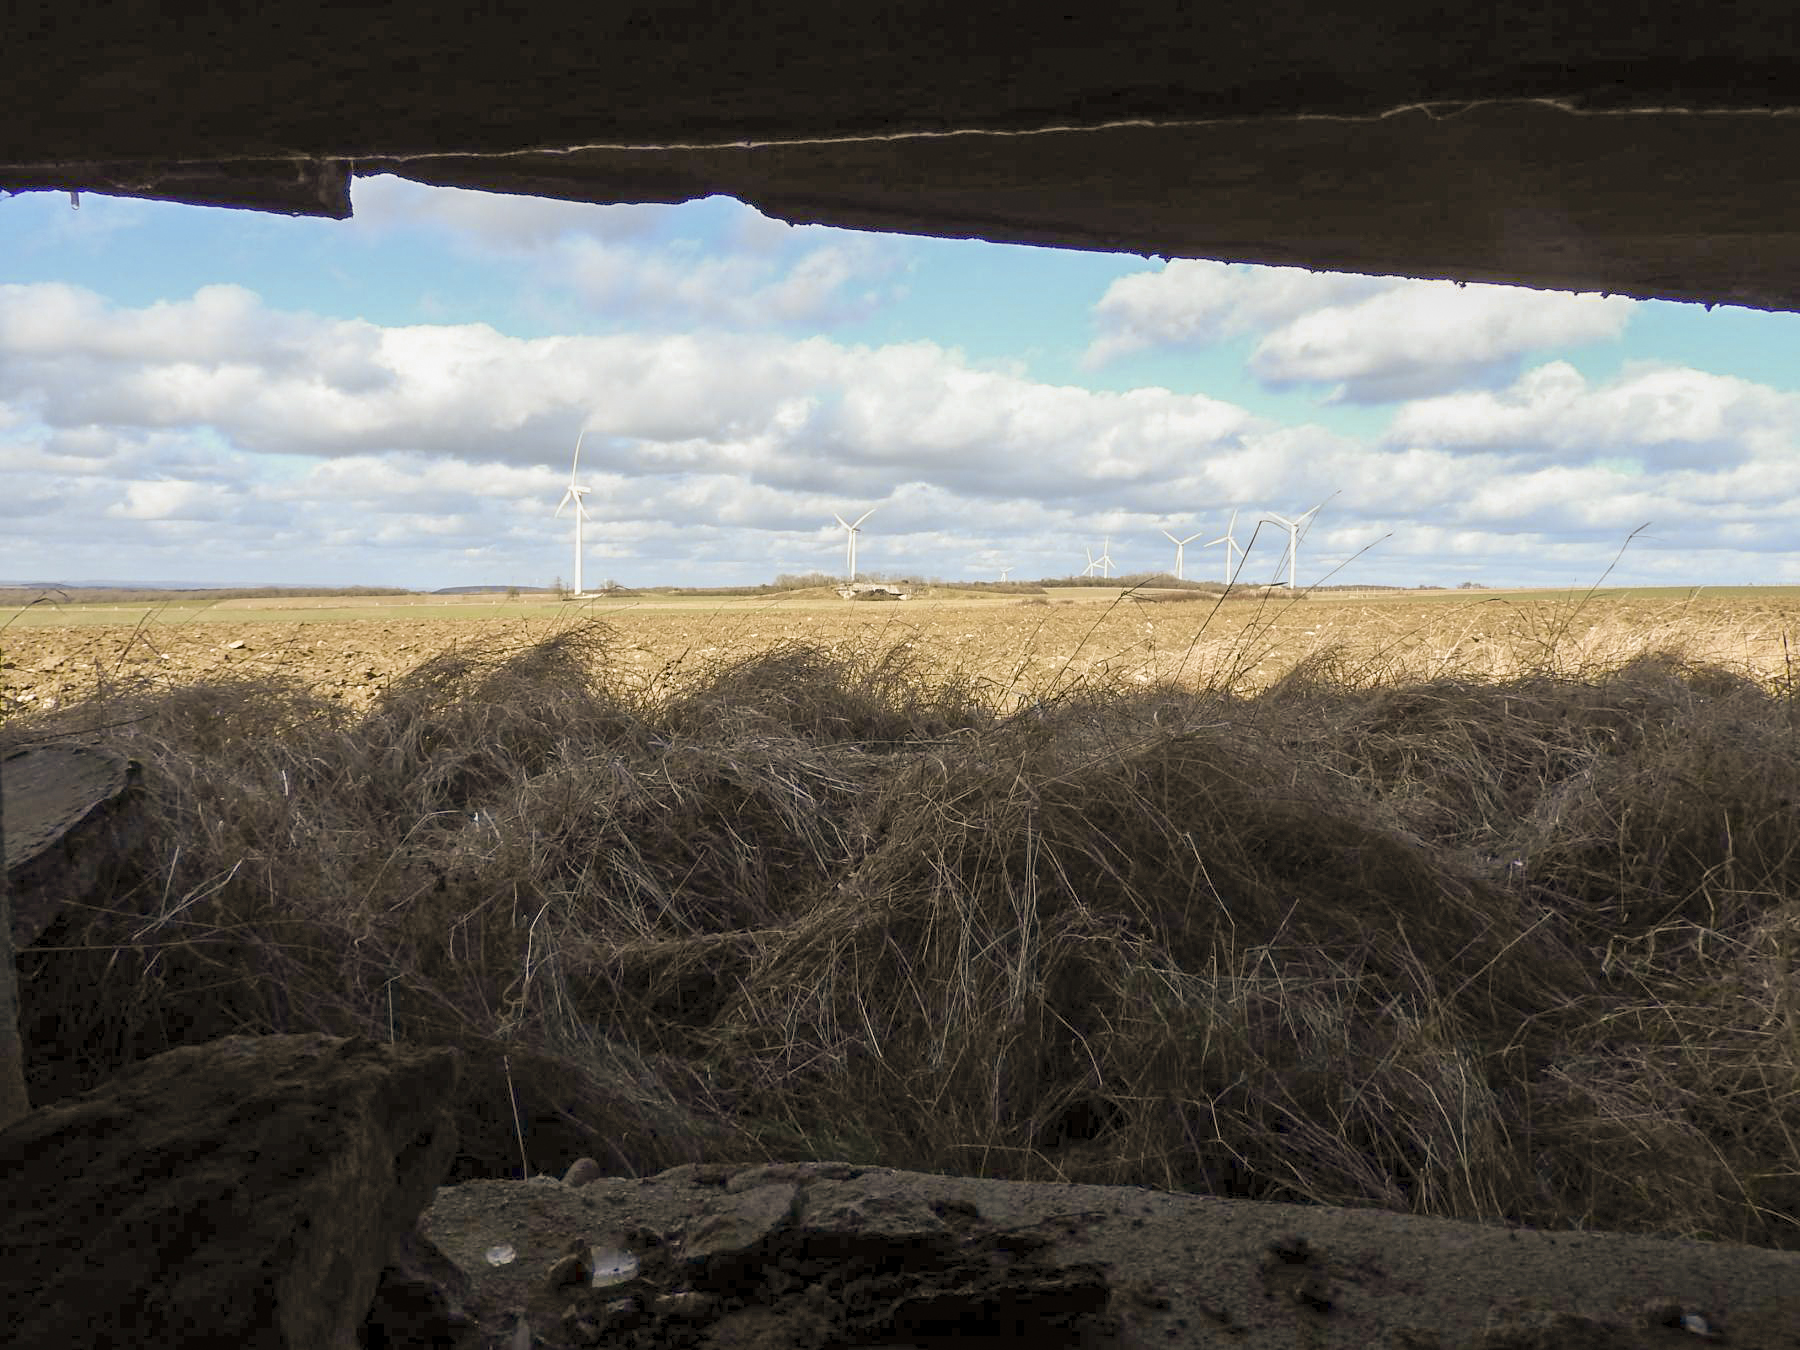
[{"x1": 5, "y1": 606, "x2": 1799, "y2": 1250}]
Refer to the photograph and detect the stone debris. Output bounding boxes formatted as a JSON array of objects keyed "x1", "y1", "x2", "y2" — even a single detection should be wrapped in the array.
[
  {"x1": 545, "y1": 1237, "x2": 596, "y2": 1291},
  {"x1": 562, "y1": 1156, "x2": 603, "y2": 1188}
]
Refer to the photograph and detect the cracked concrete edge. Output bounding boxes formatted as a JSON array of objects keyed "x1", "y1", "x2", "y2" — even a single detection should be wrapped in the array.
[{"x1": 418, "y1": 1160, "x2": 1800, "y2": 1349}]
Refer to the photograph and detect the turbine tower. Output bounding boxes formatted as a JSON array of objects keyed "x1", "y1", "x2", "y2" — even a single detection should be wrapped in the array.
[
  {"x1": 1094, "y1": 537, "x2": 1115, "y2": 579},
  {"x1": 554, "y1": 431, "x2": 592, "y2": 596},
  {"x1": 1203, "y1": 509, "x2": 1243, "y2": 585},
  {"x1": 1261, "y1": 496, "x2": 1331, "y2": 590},
  {"x1": 1161, "y1": 526, "x2": 1203, "y2": 581},
  {"x1": 833, "y1": 507, "x2": 875, "y2": 581}
]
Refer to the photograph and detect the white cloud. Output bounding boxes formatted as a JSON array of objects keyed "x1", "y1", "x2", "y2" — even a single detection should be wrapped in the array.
[
  {"x1": 347, "y1": 178, "x2": 903, "y2": 329},
  {"x1": 1087, "y1": 261, "x2": 1381, "y2": 363},
  {"x1": 1086, "y1": 260, "x2": 1634, "y2": 402},
  {"x1": 107, "y1": 478, "x2": 239, "y2": 522},
  {"x1": 1386, "y1": 360, "x2": 1799, "y2": 466},
  {"x1": 3, "y1": 281, "x2": 1796, "y2": 589},
  {"x1": 1251, "y1": 286, "x2": 1634, "y2": 402},
  {"x1": 350, "y1": 175, "x2": 673, "y2": 249}
]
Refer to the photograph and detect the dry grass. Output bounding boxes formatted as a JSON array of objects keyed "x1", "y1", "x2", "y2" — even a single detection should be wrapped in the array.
[{"x1": 5, "y1": 598, "x2": 1799, "y2": 1248}]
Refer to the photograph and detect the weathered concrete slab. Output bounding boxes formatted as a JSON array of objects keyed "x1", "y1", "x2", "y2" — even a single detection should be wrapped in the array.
[{"x1": 416, "y1": 1157, "x2": 1800, "y2": 1348}]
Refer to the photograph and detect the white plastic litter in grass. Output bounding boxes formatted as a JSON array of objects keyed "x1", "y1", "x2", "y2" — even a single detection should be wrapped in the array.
[{"x1": 485, "y1": 1244, "x2": 516, "y2": 1266}]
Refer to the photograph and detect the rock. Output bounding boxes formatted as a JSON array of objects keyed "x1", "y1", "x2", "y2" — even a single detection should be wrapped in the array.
[
  {"x1": 561, "y1": 1157, "x2": 602, "y2": 1187},
  {"x1": 0, "y1": 1033, "x2": 460, "y2": 1349}
]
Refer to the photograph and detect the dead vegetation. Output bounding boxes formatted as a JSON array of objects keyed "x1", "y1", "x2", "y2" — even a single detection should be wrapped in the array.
[{"x1": 5, "y1": 600, "x2": 1799, "y2": 1250}]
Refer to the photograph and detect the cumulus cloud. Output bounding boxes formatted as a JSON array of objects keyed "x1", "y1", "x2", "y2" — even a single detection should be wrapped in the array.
[
  {"x1": 559, "y1": 235, "x2": 894, "y2": 327},
  {"x1": 1386, "y1": 360, "x2": 1800, "y2": 466},
  {"x1": 4, "y1": 281, "x2": 1796, "y2": 589},
  {"x1": 0, "y1": 283, "x2": 1271, "y2": 508},
  {"x1": 348, "y1": 177, "x2": 902, "y2": 329},
  {"x1": 107, "y1": 479, "x2": 240, "y2": 522},
  {"x1": 350, "y1": 175, "x2": 673, "y2": 249},
  {"x1": 1086, "y1": 261, "x2": 1382, "y2": 364},
  {"x1": 1250, "y1": 286, "x2": 1634, "y2": 402},
  {"x1": 1086, "y1": 260, "x2": 1635, "y2": 402}
]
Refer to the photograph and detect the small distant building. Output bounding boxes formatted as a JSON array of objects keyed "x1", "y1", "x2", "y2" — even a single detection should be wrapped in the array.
[{"x1": 838, "y1": 582, "x2": 909, "y2": 601}]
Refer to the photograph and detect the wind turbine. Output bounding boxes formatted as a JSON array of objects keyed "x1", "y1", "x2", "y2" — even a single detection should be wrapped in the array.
[
  {"x1": 999, "y1": 566, "x2": 1013, "y2": 582},
  {"x1": 553, "y1": 431, "x2": 592, "y2": 596},
  {"x1": 1094, "y1": 537, "x2": 1115, "y2": 579},
  {"x1": 1262, "y1": 495, "x2": 1332, "y2": 590},
  {"x1": 833, "y1": 507, "x2": 875, "y2": 581},
  {"x1": 1202, "y1": 509, "x2": 1244, "y2": 585},
  {"x1": 1161, "y1": 526, "x2": 1203, "y2": 581},
  {"x1": 1082, "y1": 545, "x2": 1101, "y2": 577}
]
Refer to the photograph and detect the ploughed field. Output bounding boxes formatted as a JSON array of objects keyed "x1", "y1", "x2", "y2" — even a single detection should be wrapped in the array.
[
  {"x1": 7, "y1": 589, "x2": 1799, "y2": 711},
  {"x1": 6, "y1": 588, "x2": 1800, "y2": 1257}
]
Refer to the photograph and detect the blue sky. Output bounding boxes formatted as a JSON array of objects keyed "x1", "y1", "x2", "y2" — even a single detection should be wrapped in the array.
[{"x1": 3, "y1": 176, "x2": 1798, "y2": 590}]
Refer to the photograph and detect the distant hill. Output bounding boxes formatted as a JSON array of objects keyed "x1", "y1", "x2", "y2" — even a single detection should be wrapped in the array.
[
  {"x1": 430, "y1": 586, "x2": 553, "y2": 595},
  {"x1": 0, "y1": 584, "x2": 414, "y2": 606},
  {"x1": 1, "y1": 579, "x2": 253, "y2": 590}
]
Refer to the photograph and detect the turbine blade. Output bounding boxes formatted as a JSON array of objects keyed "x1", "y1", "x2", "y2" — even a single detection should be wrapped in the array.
[{"x1": 570, "y1": 430, "x2": 587, "y2": 478}]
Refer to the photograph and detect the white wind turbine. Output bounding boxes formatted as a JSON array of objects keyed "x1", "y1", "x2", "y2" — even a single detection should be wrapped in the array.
[
  {"x1": 833, "y1": 507, "x2": 875, "y2": 581},
  {"x1": 999, "y1": 566, "x2": 1013, "y2": 582},
  {"x1": 1202, "y1": 509, "x2": 1244, "y2": 585},
  {"x1": 1161, "y1": 526, "x2": 1204, "y2": 581},
  {"x1": 553, "y1": 431, "x2": 592, "y2": 596},
  {"x1": 1262, "y1": 494, "x2": 1334, "y2": 590},
  {"x1": 1093, "y1": 537, "x2": 1115, "y2": 579}
]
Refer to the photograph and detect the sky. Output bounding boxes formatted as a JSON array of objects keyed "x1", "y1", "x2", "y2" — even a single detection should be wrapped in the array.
[{"x1": 3, "y1": 176, "x2": 1799, "y2": 591}]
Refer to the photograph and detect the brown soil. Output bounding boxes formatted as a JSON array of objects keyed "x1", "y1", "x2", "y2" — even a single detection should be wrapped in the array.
[{"x1": 6, "y1": 593, "x2": 1797, "y2": 713}]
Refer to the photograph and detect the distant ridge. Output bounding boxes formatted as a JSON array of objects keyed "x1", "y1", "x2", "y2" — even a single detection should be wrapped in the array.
[
  {"x1": 431, "y1": 585, "x2": 552, "y2": 595},
  {"x1": 1, "y1": 579, "x2": 263, "y2": 590}
]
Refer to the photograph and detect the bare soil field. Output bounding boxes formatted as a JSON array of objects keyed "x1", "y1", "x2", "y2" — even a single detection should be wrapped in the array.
[{"x1": 7, "y1": 590, "x2": 1798, "y2": 712}]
